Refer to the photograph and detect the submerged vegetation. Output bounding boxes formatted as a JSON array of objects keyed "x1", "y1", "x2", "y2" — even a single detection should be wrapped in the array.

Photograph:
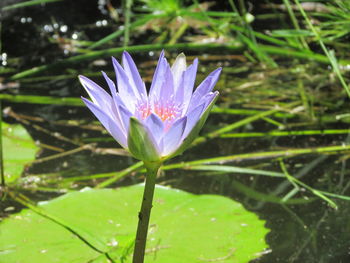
[{"x1": 1, "y1": 0, "x2": 350, "y2": 262}]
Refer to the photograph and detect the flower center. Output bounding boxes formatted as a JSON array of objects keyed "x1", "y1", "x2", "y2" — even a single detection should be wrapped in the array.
[
  {"x1": 137, "y1": 101, "x2": 151, "y2": 119},
  {"x1": 154, "y1": 102, "x2": 179, "y2": 122},
  {"x1": 137, "y1": 99, "x2": 182, "y2": 123}
]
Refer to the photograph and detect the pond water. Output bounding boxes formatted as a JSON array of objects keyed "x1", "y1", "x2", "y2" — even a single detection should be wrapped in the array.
[{"x1": 1, "y1": 1, "x2": 350, "y2": 262}]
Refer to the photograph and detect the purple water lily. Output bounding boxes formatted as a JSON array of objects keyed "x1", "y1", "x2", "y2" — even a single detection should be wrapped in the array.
[{"x1": 80, "y1": 51, "x2": 221, "y2": 162}]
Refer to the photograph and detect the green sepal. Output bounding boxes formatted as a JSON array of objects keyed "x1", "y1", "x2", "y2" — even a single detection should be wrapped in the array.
[
  {"x1": 164, "y1": 94, "x2": 219, "y2": 161},
  {"x1": 127, "y1": 117, "x2": 161, "y2": 162}
]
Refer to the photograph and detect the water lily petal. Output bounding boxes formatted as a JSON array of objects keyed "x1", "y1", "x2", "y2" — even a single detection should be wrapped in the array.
[
  {"x1": 79, "y1": 75, "x2": 112, "y2": 112},
  {"x1": 127, "y1": 117, "x2": 161, "y2": 161},
  {"x1": 145, "y1": 113, "x2": 165, "y2": 144},
  {"x1": 199, "y1": 91, "x2": 218, "y2": 110},
  {"x1": 102, "y1": 71, "x2": 128, "y2": 110},
  {"x1": 197, "y1": 67, "x2": 222, "y2": 94},
  {"x1": 187, "y1": 67, "x2": 221, "y2": 113},
  {"x1": 102, "y1": 71, "x2": 117, "y2": 98},
  {"x1": 100, "y1": 71, "x2": 132, "y2": 131},
  {"x1": 112, "y1": 57, "x2": 138, "y2": 112},
  {"x1": 162, "y1": 116, "x2": 187, "y2": 156},
  {"x1": 122, "y1": 51, "x2": 147, "y2": 97},
  {"x1": 119, "y1": 105, "x2": 133, "y2": 132},
  {"x1": 177, "y1": 58, "x2": 198, "y2": 114},
  {"x1": 113, "y1": 92, "x2": 128, "y2": 109},
  {"x1": 171, "y1": 53, "x2": 186, "y2": 93},
  {"x1": 159, "y1": 62, "x2": 174, "y2": 102},
  {"x1": 149, "y1": 51, "x2": 166, "y2": 102},
  {"x1": 171, "y1": 94, "x2": 219, "y2": 159},
  {"x1": 183, "y1": 103, "x2": 205, "y2": 138},
  {"x1": 183, "y1": 91, "x2": 218, "y2": 138},
  {"x1": 82, "y1": 97, "x2": 127, "y2": 148}
]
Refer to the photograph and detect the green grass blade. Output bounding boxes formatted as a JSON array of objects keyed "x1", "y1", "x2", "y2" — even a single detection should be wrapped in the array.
[
  {"x1": 282, "y1": 0, "x2": 309, "y2": 49},
  {"x1": 221, "y1": 129, "x2": 350, "y2": 138},
  {"x1": 294, "y1": 0, "x2": 350, "y2": 98},
  {"x1": 279, "y1": 160, "x2": 338, "y2": 209},
  {"x1": 230, "y1": 179, "x2": 313, "y2": 205},
  {"x1": 165, "y1": 144, "x2": 350, "y2": 168},
  {"x1": 179, "y1": 164, "x2": 284, "y2": 177},
  {"x1": 0, "y1": 94, "x2": 83, "y2": 106},
  {"x1": 10, "y1": 43, "x2": 243, "y2": 80},
  {"x1": 2, "y1": 0, "x2": 63, "y2": 10},
  {"x1": 193, "y1": 107, "x2": 281, "y2": 146},
  {"x1": 88, "y1": 14, "x2": 160, "y2": 50},
  {"x1": 95, "y1": 162, "x2": 143, "y2": 189}
]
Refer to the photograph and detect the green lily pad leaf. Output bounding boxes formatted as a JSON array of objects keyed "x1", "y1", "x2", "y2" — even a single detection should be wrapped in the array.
[
  {"x1": 2, "y1": 122, "x2": 39, "y2": 183},
  {"x1": 0, "y1": 185, "x2": 269, "y2": 262}
]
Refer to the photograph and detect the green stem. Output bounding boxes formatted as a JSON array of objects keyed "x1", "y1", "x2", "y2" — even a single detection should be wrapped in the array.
[{"x1": 132, "y1": 161, "x2": 161, "y2": 263}]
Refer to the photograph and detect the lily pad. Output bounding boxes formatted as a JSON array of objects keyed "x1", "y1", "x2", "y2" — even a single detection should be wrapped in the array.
[
  {"x1": 0, "y1": 185, "x2": 269, "y2": 262},
  {"x1": 2, "y1": 122, "x2": 39, "y2": 183}
]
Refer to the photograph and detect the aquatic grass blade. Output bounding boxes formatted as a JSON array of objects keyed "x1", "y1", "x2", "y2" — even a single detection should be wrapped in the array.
[{"x1": 2, "y1": 0, "x2": 63, "y2": 10}]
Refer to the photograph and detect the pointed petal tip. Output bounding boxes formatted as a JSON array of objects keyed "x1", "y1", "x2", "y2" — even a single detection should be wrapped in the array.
[
  {"x1": 101, "y1": 70, "x2": 112, "y2": 81},
  {"x1": 112, "y1": 56, "x2": 124, "y2": 72},
  {"x1": 203, "y1": 91, "x2": 219, "y2": 108},
  {"x1": 214, "y1": 68, "x2": 222, "y2": 77},
  {"x1": 78, "y1": 75, "x2": 89, "y2": 82},
  {"x1": 213, "y1": 67, "x2": 222, "y2": 74},
  {"x1": 78, "y1": 75, "x2": 86, "y2": 86},
  {"x1": 205, "y1": 67, "x2": 222, "y2": 82},
  {"x1": 78, "y1": 75, "x2": 98, "y2": 90},
  {"x1": 122, "y1": 50, "x2": 132, "y2": 57},
  {"x1": 186, "y1": 58, "x2": 198, "y2": 73},
  {"x1": 111, "y1": 56, "x2": 119, "y2": 64},
  {"x1": 81, "y1": 96, "x2": 93, "y2": 104},
  {"x1": 122, "y1": 51, "x2": 131, "y2": 62},
  {"x1": 158, "y1": 50, "x2": 166, "y2": 61}
]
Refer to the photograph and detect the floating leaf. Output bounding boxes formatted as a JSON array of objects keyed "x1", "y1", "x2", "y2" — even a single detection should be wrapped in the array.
[
  {"x1": 2, "y1": 122, "x2": 39, "y2": 183},
  {"x1": 0, "y1": 185, "x2": 269, "y2": 262}
]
